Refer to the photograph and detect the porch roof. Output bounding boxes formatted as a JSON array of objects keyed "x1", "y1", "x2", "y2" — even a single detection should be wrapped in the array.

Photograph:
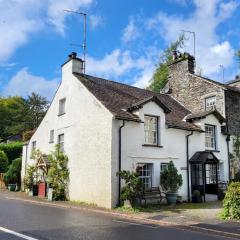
[{"x1": 189, "y1": 151, "x2": 219, "y2": 164}]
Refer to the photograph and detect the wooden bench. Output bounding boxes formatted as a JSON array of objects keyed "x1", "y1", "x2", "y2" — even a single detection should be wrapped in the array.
[{"x1": 141, "y1": 186, "x2": 166, "y2": 206}]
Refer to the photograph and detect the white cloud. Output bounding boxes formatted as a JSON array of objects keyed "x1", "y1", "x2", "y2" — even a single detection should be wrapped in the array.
[
  {"x1": 146, "y1": 0, "x2": 238, "y2": 77},
  {"x1": 122, "y1": 19, "x2": 141, "y2": 43},
  {"x1": 0, "y1": 0, "x2": 94, "y2": 63},
  {"x1": 47, "y1": 0, "x2": 93, "y2": 35},
  {"x1": 89, "y1": 15, "x2": 104, "y2": 29},
  {"x1": 2, "y1": 68, "x2": 60, "y2": 99}
]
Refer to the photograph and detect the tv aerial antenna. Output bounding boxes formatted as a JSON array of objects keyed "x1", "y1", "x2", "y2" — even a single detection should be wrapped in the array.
[{"x1": 64, "y1": 9, "x2": 87, "y2": 73}]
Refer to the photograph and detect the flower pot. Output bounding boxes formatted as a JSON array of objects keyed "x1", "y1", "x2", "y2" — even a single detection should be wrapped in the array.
[
  {"x1": 8, "y1": 184, "x2": 16, "y2": 191},
  {"x1": 123, "y1": 200, "x2": 132, "y2": 208},
  {"x1": 166, "y1": 192, "x2": 177, "y2": 204}
]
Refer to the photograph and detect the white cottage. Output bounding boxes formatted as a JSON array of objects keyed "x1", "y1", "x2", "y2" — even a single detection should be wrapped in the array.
[{"x1": 21, "y1": 52, "x2": 231, "y2": 208}]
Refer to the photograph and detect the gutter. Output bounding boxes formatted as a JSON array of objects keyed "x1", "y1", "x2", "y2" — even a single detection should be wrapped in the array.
[
  {"x1": 186, "y1": 131, "x2": 193, "y2": 202},
  {"x1": 118, "y1": 120, "x2": 125, "y2": 206}
]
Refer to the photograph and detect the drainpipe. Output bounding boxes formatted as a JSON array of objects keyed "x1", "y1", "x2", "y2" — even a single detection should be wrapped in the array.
[
  {"x1": 118, "y1": 120, "x2": 125, "y2": 206},
  {"x1": 186, "y1": 131, "x2": 193, "y2": 202},
  {"x1": 226, "y1": 134, "x2": 231, "y2": 181}
]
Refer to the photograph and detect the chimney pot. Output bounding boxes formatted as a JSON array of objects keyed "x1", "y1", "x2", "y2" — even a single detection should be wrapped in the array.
[{"x1": 172, "y1": 50, "x2": 178, "y2": 60}]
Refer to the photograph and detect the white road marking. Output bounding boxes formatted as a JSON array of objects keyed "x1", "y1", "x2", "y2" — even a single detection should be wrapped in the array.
[
  {"x1": 113, "y1": 219, "x2": 158, "y2": 229},
  {"x1": 0, "y1": 226, "x2": 39, "y2": 240}
]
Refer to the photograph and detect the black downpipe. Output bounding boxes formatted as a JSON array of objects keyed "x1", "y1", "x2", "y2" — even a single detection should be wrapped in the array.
[
  {"x1": 186, "y1": 131, "x2": 193, "y2": 202},
  {"x1": 118, "y1": 120, "x2": 125, "y2": 206},
  {"x1": 226, "y1": 134, "x2": 231, "y2": 181}
]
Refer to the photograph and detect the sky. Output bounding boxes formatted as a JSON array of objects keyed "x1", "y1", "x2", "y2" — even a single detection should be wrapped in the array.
[{"x1": 0, "y1": 0, "x2": 239, "y2": 100}]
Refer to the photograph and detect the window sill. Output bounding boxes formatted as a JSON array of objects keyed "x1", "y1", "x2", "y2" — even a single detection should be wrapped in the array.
[
  {"x1": 58, "y1": 113, "x2": 65, "y2": 117},
  {"x1": 205, "y1": 149, "x2": 220, "y2": 153},
  {"x1": 142, "y1": 144, "x2": 163, "y2": 148}
]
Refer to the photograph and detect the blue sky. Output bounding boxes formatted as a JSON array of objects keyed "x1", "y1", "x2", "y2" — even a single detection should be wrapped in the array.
[{"x1": 0, "y1": 0, "x2": 239, "y2": 99}]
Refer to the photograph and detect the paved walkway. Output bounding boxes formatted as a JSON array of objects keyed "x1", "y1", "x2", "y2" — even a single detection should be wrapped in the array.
[{"x1": 1, "y1": 189, "x2": 239, "y2": 238}]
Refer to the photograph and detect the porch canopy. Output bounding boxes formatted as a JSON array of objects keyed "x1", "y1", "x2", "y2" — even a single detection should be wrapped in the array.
[{"x1": 189, "y1": 151, "x2": 219, "y2": 200}]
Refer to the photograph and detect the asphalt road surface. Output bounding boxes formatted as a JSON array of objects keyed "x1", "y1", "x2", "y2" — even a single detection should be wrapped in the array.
[{"x1": 0, "y1": 195, "x2": 237, "y2": 240}]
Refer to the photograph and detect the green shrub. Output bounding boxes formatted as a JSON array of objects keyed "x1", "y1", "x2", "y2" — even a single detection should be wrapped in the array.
[
  {"x1": 4, "y1": 158, "x2": 22, "y2": 185},
  {"x1": 47, "y1": 146, "x2": 69, "y2": 201},
  {"x1": 23, "y1": 165, "x2": 37, "y2": 190},
  {"x1": 117, "y1": 170, "x2": 144, "y2": 205},
  {"x1": 0, "y1": 142, "x2": 23, "y2": 165},
  {"x1": 222, "y1": 182, "x2": 240, "y2": 220},
  {"x1": 160, "y1": 161, "x2": 183, "y2": 193},
  {"x1": 0, "y1": 150, "x2": 9, "y2": 173}
]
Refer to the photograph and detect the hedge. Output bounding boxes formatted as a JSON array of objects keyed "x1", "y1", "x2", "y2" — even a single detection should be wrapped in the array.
[
  {"x1": 0, "y1": 142, "x2": 23, "y2": 165},
  {"x1": 4, "y1": 158, "x2": 22, "y2": 185},
  {"x1": 222, "y1": 182, "x2": 240, "y2": 220},
  {"x1": 0, "y1": 150, "x2": 9, "y2": 173}
]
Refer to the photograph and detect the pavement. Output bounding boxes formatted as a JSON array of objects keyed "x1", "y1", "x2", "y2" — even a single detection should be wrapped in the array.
[{"x1": 0, "y1": 189, "x2": 240, "y2": 240}]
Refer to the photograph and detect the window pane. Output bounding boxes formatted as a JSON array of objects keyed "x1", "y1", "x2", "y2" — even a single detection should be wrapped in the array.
[
  {"x1": 205, "y1": 125, "x2": 216, "y2": 149},
  {"x1": 58, "y1": 134, "x2": 64, "y2": 152},
  {"x1": 49, "y1": 130, "x2": 54, "y2": 143},
  {"x1": 136, "y1": 163, "x2": 152, "y2": 190},
  {"x1": 59, "y1": 98, "x2": 66, "y2": 115},
  {"x1": 144, "y1": 116, "x2": 158, "y2": 145},
  {"x1": 205, "y1": 96, "x2": 216, "y2": 111}
]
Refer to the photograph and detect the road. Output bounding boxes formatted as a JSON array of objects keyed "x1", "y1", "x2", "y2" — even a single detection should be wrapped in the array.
[{"x1": 0, "y1": 194, "x2": 238, "y2": 240}]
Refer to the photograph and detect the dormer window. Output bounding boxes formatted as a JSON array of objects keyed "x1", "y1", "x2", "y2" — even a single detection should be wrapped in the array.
[
  {"x1": 144, "y1": 115, "x2": 159, "y2": 145},
  {"x1": 205, "y1": 96, "x2": 216, "y2": 111},
  {"x1": 58, "y1": 98, "x2": 66, "y2": 116}
]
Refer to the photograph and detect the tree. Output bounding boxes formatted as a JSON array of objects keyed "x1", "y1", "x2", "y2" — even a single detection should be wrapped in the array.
[
  {"x1": 0, "y1": 96, "x2": 28, "y2": 140},
  {"x1": 47, "y1": 146, "x2": 69, "y2": 200},
  {"x1": 0, "y1": 150, "x2": 9, "y2": 173},
  {"x1": 147, "y1": 34, "x2": 185, "y2": 92},
  {"x1": 26, "y1": 92, "x2": 49, "y2": 129}
]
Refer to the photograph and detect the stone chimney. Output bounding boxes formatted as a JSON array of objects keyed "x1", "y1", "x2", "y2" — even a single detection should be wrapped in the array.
[
  {"x1": 62, "y1": 52, "x2": 84, "y2": 75},
  {"x1": 168, "y1": 52, "x2": 195, "y2": 74}
]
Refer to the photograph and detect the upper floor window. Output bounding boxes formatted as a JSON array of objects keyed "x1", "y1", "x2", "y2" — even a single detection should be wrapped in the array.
[
  {"x1": 58, "y1": 134, "x2": 64, "y2": 152},
  {"x1": 205, "y1": 96, "x2": 216, "y2": 111},
  {"x1": 49, "y1": 130, "x2": 54, "y2": 143},
  {"x1": 205, "y1": 124, "x2": 216, "y2": 149},
  {"x1": 31, "y1": 141, "x2": 36, "y2": 156},
  {"x1": 58, "y1": 98, "x2": 66, "y2": 116},
  {"x1": 144, "y1": 115, "x2": 158, "y2": 145}
]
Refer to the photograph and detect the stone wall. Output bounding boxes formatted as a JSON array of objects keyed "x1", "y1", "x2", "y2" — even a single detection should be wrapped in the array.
[
  {"x1": 167, "y1": 58, "x2": 225, "y2": 116},
  {"x1": 225, "y1": 90, "x2": 240, "y2": 135}
]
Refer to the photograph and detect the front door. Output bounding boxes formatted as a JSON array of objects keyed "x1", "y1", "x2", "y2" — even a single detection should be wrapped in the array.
[{"x1": 205, "y1": 163, "x2": 218, "y2": 194}]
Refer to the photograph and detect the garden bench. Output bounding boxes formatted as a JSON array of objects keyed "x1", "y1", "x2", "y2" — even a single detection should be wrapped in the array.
[{"x1": 141, "y1": 186, "x2": 166, "y2": 206}]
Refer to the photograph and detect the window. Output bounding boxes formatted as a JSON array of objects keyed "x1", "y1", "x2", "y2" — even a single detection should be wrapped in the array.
[
  {"x1": 205, "y1": 124, "x2": 216, "y2": 149},
  {"x1": 58, "y1": 98, "x2": 66, "y2": 115},
  {"x1": 160, "y1": 163, "x2": 168, "y2": 172},
  {"x1": 49, "y1": 130, "x2": 54, "y2": 143},
  {"x1": 136, "y1": 163, "x2": 153, "y2": 190},
  {"x1": 205, "y1": 96, "x2": 216, "y2": 111},
  {"x1": 58, "y1": 134, "x2": 64, "y2": 152},
  {"x1": 31, "y1": 141, "x2": 36, "y2": 155},
  {"x1": 144, "y1": 115, "x2": 158, "y2": 145}
]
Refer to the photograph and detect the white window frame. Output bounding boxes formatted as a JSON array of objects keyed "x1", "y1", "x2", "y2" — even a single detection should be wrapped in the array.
[
  {"x1": 58, "y1": 134, "x2": 64, "y2": 152},
  {"x1": 205, "y1": 124, "x2": 216, "y2": 150},
  {"x1": 205, "y1": 96, "x2": 216, "y2": 111},
  {"x1": 58, "y1": 98, "x2": 66, "y2": 116},
  {"x1": 49, "y1": 130, "x2": 54, "y2": 143},
  {"x1": 160, "y1": 163, "x2": 168, "y2": 172},
  {"x1": 144, "y1": 115, "x2": 159, "y2": 145},
  {"x1": 136, "y1": 163, "x2": 153, "y2": 190}
]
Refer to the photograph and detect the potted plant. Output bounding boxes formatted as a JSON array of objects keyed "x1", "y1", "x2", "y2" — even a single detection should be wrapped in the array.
[
  {"x1": 160, "y1": 161, "x2": 183, "y2": 204},
  {"x1": 23, "y1": 165, "x2": 37, "y2": 196},
  {"x1": 192, "y1": 190, "x2": 202, "y2": 203},
  {"x1": 117, "y1": 170, "x2": 144, "y2": 207}
]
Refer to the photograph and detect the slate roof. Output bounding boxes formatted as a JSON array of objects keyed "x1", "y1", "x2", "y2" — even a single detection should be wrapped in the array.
[
  {"x1": 191, "y1": 74, "x2": 240, "y2": 94},
  {"x1": 185, "y1": 110, "x2": 225, "y2": 123},
  {"x1": 189, "y1": 151, "x2": 219, "y2": 163},
  {"x1": 74, "y1": 73, "x2": 202, "y2": 132}
]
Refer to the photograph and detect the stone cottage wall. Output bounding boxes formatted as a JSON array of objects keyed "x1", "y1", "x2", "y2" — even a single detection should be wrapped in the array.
[
  {"x1": 167, "y1": 59, "x2": 225, "y2": 116},
  {"x1": 225, "y1": 90, "x2": 240, "y2": 135}
]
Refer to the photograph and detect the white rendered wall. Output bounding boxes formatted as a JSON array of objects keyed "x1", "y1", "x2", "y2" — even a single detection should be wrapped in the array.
[{"x1": 23, "y1": 60, "x2": 114, "y2": 208}]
